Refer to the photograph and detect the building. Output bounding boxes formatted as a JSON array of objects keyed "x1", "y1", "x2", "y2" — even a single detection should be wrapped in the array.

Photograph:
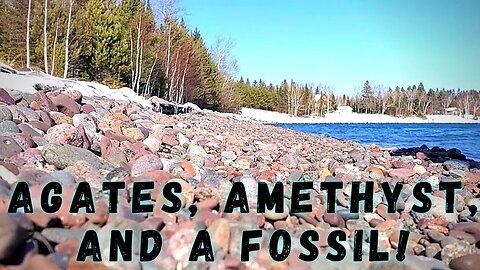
[
  {"x1": 444, "y1": 107, "x2": 460, "y2": 115},
  {"x1": 335, "y1": 105, "x2": 353, "y2": 114}
]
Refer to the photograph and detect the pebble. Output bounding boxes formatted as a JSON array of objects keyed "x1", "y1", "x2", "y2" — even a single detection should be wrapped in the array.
[{"x1": 131, "y1": 153, "x2": 164, "y2": 177}]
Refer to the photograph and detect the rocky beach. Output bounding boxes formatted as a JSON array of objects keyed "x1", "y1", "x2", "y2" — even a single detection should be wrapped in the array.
[{"x1": 1, "y1": 85, "x2": 480, "y2": 270}]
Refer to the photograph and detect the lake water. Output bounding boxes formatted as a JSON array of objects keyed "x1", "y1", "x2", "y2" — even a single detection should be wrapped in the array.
[{"x1": 276, "y1": 123, "x2": 480, "y2": 160}]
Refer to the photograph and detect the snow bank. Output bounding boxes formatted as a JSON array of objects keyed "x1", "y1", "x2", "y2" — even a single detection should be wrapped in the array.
[
  {"x1": 239, "y1": 108, "x2": 480, "y2": 124},
  {"x1": 0, "y1": 66, "x2": 152, "y2": 108}
]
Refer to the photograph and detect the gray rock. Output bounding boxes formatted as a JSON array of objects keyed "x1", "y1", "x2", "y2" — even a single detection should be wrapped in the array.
[
  {"x1": 450, "y1": 169, "x2": 468, "y2": 179},
  {"x1": 42, "y1": 142, "x2": 114, "y2": 170},
  {"x1": 0, "y1": 135, "x2": 23, "y2": 159},
  {"x1": 444, "y1": 160, "x2": 470, "y2": 171},
  {"x1": 441, "y1": 240, "x2": 477, "y2": 265},
  {"x1": 0, "y1": 105, "x2": 12, "y2": 122},
  {"x1": 0, "y1": 120, "x2": 19, "y2": 133},
  {"x1": 425, "y1": 243, "x2": 442, "y2": 258},
  {"x1": 41, "y1": 228, "x2": 83, "y2": 243},
  {"x1": 221, "y1": 150, "x2": 237, "y2": 161}
]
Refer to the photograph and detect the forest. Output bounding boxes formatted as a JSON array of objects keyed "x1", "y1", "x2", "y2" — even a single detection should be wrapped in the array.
[{"x1": 1, "y1": 0, "x2": 479, "y2": 117}]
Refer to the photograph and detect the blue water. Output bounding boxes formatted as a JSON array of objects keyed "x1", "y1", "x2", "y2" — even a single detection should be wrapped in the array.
[{"x1": 276, "y1": 123, "x2": 480, "y2": 160}]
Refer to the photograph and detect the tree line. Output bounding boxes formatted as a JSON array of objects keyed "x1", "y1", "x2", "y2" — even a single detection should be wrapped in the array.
[
  {"x1": 231, "y1": 79, "x2": 480, "y2": 118},
  {"x1": 0, "y1": 0, "x2": 231, "y2": 110}
]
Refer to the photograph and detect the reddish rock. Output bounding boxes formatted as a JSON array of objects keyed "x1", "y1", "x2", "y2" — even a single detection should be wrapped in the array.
[
  {"x1": 50, "y1": 93, "x2": 80, "y2": 117},
  {"x1": 55, "y1": 238, "x2": 80, "y2": 257},
  {"x1": 122, "y1": 127, "x2": 144, "y2": 141},
  {"x1": 87, "y1": 199, "x2": 109, "y2": 225},
  {"x1": 388, "y1": 168, "x2": 416, "y2": 179},
  {"x1": 103, "y1": 112, "x2": 129, "y2": 122},
  {"x1": 81, "y1": 104, "x2": 96, "y2": 114},
  {"x1": 24, "y1": 255, "x2": 62, "y2": 270},
  {"x1": 29, "y1": 120, "x2": 50, "y2": 132},
  {"x1": 142, "y1": 170, "x2": 175, "y2": 185},
  {"x1": 66, "y1": 89, "x2": 83, "y2": 102},
  {"x1": 449, "y1": 254, "x2": 480, "y2": 270},
  {"x1": 180, "y1": 160, "x2": 196, "y2": 177},
  {"x1": 34, "y1": 91, "x2": 57, "y2": 112},
  {"x1": 258, "y1": 170, "x2": 276, "y2": 181},
  {"x1": 0, "y1": 88, "x2": 15, "y2": 105},
  {"x1": 162, "y1": 132, "x2": 179, "y2": 146},
  {"x1": 67, "y1": 259, "x2": 111, "y2": 270},
  {"x1": 416, "y1": 152, "x2": 428, "y2": 160},
  {"x1": 131, "y1": 154, "x2": 163, "y2": 177},
  {"x1": 45, "y1": 123, "x2": 83, "y2": 147},
  {"x1": 104, "y1": 129, "x2": 135, "y2": 143}
]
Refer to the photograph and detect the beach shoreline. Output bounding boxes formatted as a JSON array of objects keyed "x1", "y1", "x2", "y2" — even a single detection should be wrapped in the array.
[{"x1": 237, "y1": 108, "x2": 480, "y2": 124}]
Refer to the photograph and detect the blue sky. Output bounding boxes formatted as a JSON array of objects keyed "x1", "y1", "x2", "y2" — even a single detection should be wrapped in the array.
[{"x1": 182, "y1": 0, "x2": 480, "y2": 94}]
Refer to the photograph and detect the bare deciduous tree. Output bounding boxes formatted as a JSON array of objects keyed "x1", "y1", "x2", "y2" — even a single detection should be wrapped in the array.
[
  {"x1": 210, "y1": 36, "x2": 238, "y2": 83},
  {"x1": 63, "y1": 0, "x2": 74, "y2": 78},
  {"x1": 26, "y1": 0, "x2": 32, "y2": 68},
  {"x1": 43, "y1": 0, "x2": 49, "y2": 73}
]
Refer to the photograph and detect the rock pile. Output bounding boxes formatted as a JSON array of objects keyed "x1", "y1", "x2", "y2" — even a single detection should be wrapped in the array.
[{"x1": 0, "y1": 87, "x2": 479, "y2": 270}]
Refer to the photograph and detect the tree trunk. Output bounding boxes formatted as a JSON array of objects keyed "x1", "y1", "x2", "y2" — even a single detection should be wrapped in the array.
[
  {"x1": 165, "y1": 24, "x2": 171, "y2": 99},
  {"x1": 145, "y1": 53, "x2": 158, "y2": 96},
  {"x1": 130, "y1": 29, "x2": 134, "y2": 88},
  {"x1": 135, "y1": 42, "x2": 143, "y2": 94},
  {"x1": 168, "y1": 51, "x2": 179, "y2": 102},
  {"x1": 50, "y1": 18, "x2": 59, "y2": 75},
  {"x1": 26, "y1": 0, "x2": 32, "y2": 68},
  {"x1": 133, "y1": 17, "x2": 142, "y2": 93},
  {"x1": 63, "y1": 0, "x2": 73, "y2": 78},
  {"x1": 43, "y1": 0, "x2": 49, "y2": 74},
  {"x1": 178, "y1": 53, "x2": 190, "y2": 104}
]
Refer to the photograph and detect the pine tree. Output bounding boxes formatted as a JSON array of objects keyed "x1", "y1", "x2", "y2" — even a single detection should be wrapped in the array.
[{"x1": 361, "y1": 80, "x2": 373, "y2": 113}]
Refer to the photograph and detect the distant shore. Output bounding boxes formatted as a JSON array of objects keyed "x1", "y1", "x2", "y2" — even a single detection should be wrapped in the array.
[{"x1": 236, "y1": 108, "x2": 480, "y2": 124}]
